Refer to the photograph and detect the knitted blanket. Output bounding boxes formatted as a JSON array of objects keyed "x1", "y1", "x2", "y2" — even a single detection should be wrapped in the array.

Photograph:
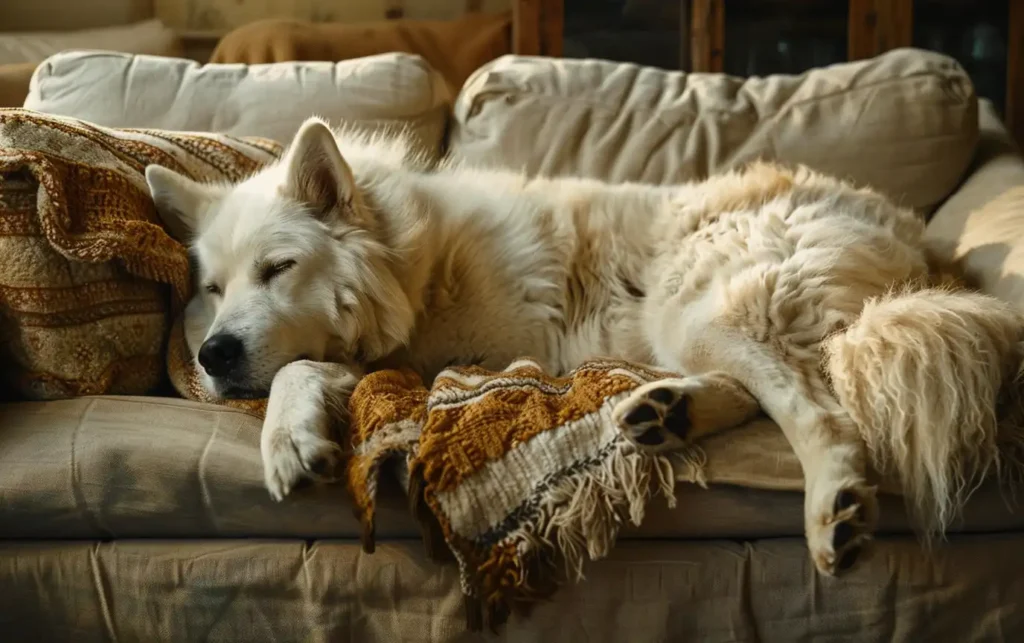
[{"x1": 344, "y1": 360, "x2": 692, "y2": 631}]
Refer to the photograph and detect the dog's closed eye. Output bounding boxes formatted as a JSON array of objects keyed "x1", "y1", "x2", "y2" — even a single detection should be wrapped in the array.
[{"x1": 260, "y1": 259, "x2": 297, "y2": 284}]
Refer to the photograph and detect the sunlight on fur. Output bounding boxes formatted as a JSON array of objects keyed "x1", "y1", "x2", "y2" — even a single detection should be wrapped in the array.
[
  {"x1": 146, "y1": 115, "x2": 1024, "y2": 577},
  {"x1": 826, "y1": 287, "x2": 1024, "y2": 539}
]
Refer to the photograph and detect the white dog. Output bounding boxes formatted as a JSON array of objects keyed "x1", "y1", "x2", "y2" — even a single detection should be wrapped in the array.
[{"x1": 146, "y1": 116, "x2": 1024, "y2": 577}]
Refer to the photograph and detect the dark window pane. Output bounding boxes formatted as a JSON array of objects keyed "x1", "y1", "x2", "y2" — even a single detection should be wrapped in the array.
[
  {"x1": 564, "y1": 0, "x2": 682, "y2": 70},
  {"x1": 724, "y1": 0, "x2": 848, "y2": 76},
  {"x1": 914, "y1": 0, "x2": 1008, "y2": 115}
]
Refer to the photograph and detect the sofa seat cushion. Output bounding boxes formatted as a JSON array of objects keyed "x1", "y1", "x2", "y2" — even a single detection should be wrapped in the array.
[
  {"x1": 24, "y1": 51, "x2": 449, "y2": 152},
  {"x1": 1, "y1": 396, "x2": 1019, "y2": 540},
  {"x1": 4, "y1": 538, "x2": 1024, "y2": 642},
  {"x1": 449, "y1": 48, "x2": 977, "y2": 212}
]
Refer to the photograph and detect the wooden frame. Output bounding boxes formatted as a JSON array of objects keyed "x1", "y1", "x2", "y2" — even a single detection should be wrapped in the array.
[
  {"x1": 689, "y1": 0, "x2": 725, "y2": 73},
  {"x1": 512, "y1": 0, "x2": 564, "y2": 56},
  {"x1": 847, "y1": 0, "x2": 914, "y2": 60}
]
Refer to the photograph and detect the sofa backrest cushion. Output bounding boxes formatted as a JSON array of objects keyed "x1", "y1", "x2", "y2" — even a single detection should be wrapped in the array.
[
  {"x1": 449, "y1": 48, "x2": 978, "y2": 212},
  {"x1": 24, "y1": 51, "x2": 450, "y2": 156}
]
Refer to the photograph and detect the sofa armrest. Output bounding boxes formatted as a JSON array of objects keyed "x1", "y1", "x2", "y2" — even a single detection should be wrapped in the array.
[{"x1": 925, "y1": 100, "x2": 1024, "y2": 307}]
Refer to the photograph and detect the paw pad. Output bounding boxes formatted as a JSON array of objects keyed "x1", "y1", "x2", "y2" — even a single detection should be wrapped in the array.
[
  {"x1": 614, "y1": 384, "x2": 692, "y2": 451},
  {"x1": 625, "y1": 403, "x2": 659, "y2": 426}
]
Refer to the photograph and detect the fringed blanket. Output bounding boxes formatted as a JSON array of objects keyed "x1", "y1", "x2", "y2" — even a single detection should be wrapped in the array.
[{"x1": 345, "y1": 360, "x2": 699, "y2": 631}]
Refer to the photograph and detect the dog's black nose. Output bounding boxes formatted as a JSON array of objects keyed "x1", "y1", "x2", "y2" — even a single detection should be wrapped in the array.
[{"x1": 198, "y1": 333, "x2": 244, "y2": 377}]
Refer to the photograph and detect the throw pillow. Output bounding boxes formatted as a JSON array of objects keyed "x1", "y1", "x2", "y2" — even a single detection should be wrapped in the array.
[{"x1": 0, "y1": 109, "x2": 280, "y2": 399}]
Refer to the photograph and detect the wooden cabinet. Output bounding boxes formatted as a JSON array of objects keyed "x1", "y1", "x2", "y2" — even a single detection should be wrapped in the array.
[{"x1": 514, "y1": 0, "x2": 1024, "y2": 145}]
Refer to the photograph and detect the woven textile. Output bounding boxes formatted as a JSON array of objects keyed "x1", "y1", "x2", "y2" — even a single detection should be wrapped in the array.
[
  {"x1": 0, "y1": 108, "x2": 280, "y2": 399},
  {"x1": 345, "y1": 359, "x2": 696, "y2": 631}
]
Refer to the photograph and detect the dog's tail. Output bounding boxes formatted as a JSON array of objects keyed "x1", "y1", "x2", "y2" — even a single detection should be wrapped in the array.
[{"x1": 825, "y1": 287, "x2": 1024, "y2": 538}]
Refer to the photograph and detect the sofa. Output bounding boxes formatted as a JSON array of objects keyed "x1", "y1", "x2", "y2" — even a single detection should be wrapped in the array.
[{"x1": 2, "y1": 46, "x2": 1024, "y2": 641}]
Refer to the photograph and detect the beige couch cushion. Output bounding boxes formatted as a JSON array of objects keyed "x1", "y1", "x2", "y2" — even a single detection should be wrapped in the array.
[
  {"x1": 944, "y1": 186, "x2": 1024, "y2": 308},
  {"x1": 925, "y1": 100, "x2": 1024, "y2": 309},
  {"x1": 4, "y1": 538, "x2": 1024, "y2": 642},
  {"x1": 449, "y1": 48, "x2": 977, "y2": 212},
  {"x1": 24, "y1": 51, "x2": 450, "y2": 152},
  {"x1": 1, "y1": 396, "x2": 1018, "y2": 540}
]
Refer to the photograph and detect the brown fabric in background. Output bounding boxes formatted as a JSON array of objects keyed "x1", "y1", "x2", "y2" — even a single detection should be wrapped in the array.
[
  {"x1": 210, "y1": 12, "x2": 512, "y2": 95},
  {"x1": 0, "y1": 63, "x2": 36, "y2": 108}
]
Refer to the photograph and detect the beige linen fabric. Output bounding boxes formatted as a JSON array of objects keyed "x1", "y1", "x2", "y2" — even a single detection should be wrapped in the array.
[
  {"x1": 0, "y1": 538, "x2": 1022, "y2": 642},
  {"x1": 1, "y1": 395, "x2": 1020, "y2": 541},
  {"x1": 25, "y1": 51, "x2": 450, "y2": 150},
  {"x1": 449, "y1": 48, "x2": 977, "y2": 212},
  {"x1": 926, "y1": 100, "x2": 1024, "y2": 309},
  {"x1": 3, "y1": 44, "x2": 1024, "y2": 643}
]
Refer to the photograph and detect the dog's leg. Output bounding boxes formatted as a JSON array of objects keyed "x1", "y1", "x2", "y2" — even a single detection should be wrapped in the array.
[
  {"x1": 686, "y1": 332, "x2": 877, "y2": 576},
  {"x1": 646, "y1": 289, "x2": 877, "y2": 575},
  {"x1": 261, "y1": 360, "x2": 361, "y2": 501},
  {"x1": 729, "y1": 344, "x2": 876, "y2": 576},
  {"x1": 613, "y1": 367, "x2": 875, "y2": 577},
  {"x1": 614, "y1": 372, "x2": 761, "y2": 452}
]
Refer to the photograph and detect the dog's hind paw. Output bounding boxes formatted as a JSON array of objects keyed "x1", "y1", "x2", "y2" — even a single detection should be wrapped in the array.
[
  {"x1": 804, "y1": 476, "x2": 878, "y2": 576},
  {"x1": 613, "y1": 381, "x2": 693, "y2": 452},
  {"x1": 613, "y1": 374, "x2": 760, "y2": 452}
]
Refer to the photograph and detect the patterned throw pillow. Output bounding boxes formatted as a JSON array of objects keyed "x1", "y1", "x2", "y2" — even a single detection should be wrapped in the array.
[{"x1": 0, "y1": 109, "x2": 280, "y2": 400}]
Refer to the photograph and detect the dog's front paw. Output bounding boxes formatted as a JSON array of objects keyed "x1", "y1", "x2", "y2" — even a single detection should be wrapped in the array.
[{"x1": 262, "y1": 414, "x2": 344, "y2": 502}]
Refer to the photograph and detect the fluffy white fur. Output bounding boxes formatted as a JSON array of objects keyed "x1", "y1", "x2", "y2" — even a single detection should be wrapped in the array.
[{"x1": 146, "y1": 117, "x2": 1024, "y2": 577}]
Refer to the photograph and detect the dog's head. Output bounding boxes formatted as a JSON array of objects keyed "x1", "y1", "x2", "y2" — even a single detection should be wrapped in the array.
[{"x1": 146, "y1": 118, "x2": 415, "y2": 399}]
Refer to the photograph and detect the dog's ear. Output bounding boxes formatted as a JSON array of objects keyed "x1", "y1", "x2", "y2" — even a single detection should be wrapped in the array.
[
  {"x1": 280, "y1": 117, "x2": 358, "y2": 224},
  {"x1": 145, "y1": 165, "x2": 219, "y2": 242}
]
